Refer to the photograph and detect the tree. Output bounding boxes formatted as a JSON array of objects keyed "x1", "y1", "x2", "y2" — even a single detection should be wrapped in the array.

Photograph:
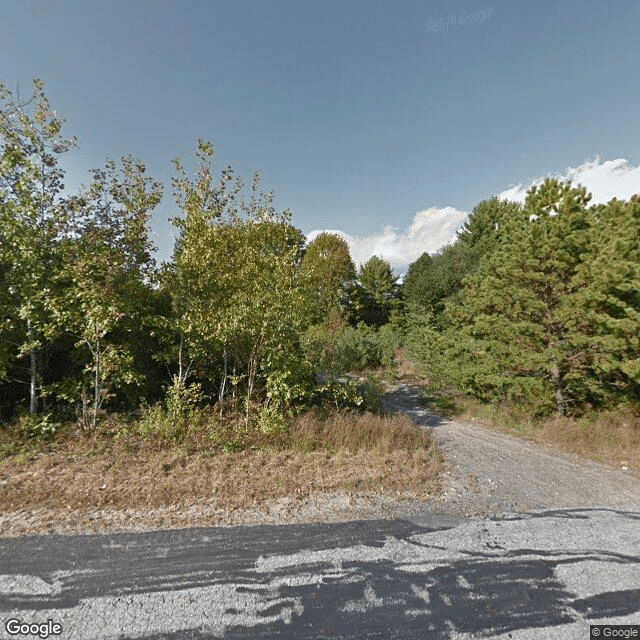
[
  {"x1": 456, "y1": 196, "x2": 521, "y2": 261},
  {"x1": 356, "y1": 256, "x2": 399, "y2": 327},
  {"x1": 167, "y1": 141, "x2": 310, "y2": 428},
  {"x1": 402, "y1": 244, "x2": 469, "y2": 319},
  {"x1": 299, "y1": 233, "x2": 356, "y2": 324},
  {"x1": 52, "y1": 156, "x2": 162, "y2": 428},
  {"x1": 0, "y1": 78, "x2": 75, "y2": 415},
  {"x1": 565, "y1": 196, "x2": 640, "y2": 405},
  {"x1": 162, "y1": 139, "x2": 243, "y2": 395},
  {"x1": 402, "y1": 197, "x2": 521, "y2": 319},
  {"x1": 411, "y1": 179, "x2": 595, "y2": 416}
]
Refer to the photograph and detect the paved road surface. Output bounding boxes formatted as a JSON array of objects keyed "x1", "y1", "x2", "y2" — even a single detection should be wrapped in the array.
[{"x1": 1, "y1": 507, "x2": 639, "y2": 639}]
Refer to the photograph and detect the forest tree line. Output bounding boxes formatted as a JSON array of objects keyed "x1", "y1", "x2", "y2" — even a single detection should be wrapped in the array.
[
  {"x1": 0, "y1": 80, "x2": 402, "y2": 435},
  {"x1": 1, "y1": 80, "x2": 638, "y2": 438}
]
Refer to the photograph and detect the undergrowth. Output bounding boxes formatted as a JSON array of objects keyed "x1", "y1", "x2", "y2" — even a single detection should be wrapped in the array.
[{"x1": 0, "y1": 400, "x2": 442, "y2": 513}]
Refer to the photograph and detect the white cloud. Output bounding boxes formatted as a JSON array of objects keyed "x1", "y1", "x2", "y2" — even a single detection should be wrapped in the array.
[
  {"x1": 306, "y1": 206, "x2": 467, "y2": 273},
  {"x1": 308, "y1": 157, "x2": 640, "y2": 273},
  {"x1": 498, "y1": 157, "x2": 640, "y2": 205}
]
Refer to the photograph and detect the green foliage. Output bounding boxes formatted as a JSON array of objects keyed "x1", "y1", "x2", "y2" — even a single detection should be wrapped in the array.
[
  {"x1": 0, "y1": 78, "x2": 76, "y2": 414},
  {"x1": 401, "y1": 243, "x2": 471, "y2": 319},
  {"x1": 168, "y1": 143, "x2": 309, "y2": 426},
  {"x1": 299, "y1": 233, "x2": 357, "y2": 323},
  {"x1": 134, "y1": 379, "x2": 203, "y2": 443},
  {"x1": 5, "y1": 80, "x2": 636, "y2": 432},
  {"x1": 356, "y1": 256, "x2": 399, "y2": 327},
  {"x1": 377, "y1": 324, "x2": 402, "y2": 368},
  {"x1": 359, "y1": 374, "x2": 385, "y2": 412},
  {"x1": 20, "y1": 412, "x2": 62, "y2": 440},
  {"x1": 314, "y1": 377, "x2": 364, "y2": 410},
  {"x1": 402, "y1": 197, "x2": 522, "y2": 321},
  {"x1": 302, "y1": 320, "x2": 399, "y2": 381},
  {"x1": 409, "y1": 179, "x2": 640, "y2": 416},
  {"x1": 335, "y1": 323, "x2": 383, "y2": 371},
  {"x1": 258, "y1": 403, "x2": 287, "y2": 435},
  {"x1": 51, "y1": 156, "x2": 162, "y2": 428},
  {"x1": 564, "y1": 196, "x2": 640, "y2": 404}
]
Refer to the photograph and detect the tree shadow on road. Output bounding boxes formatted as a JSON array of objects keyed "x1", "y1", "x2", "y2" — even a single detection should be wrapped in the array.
[{"x1": 2, "y1": 508, "x2": 638, "y2": 638}]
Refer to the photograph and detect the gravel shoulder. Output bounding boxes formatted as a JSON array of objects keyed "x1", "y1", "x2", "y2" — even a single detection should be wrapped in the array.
[{"x1": 2, "y1": 383, "x2": 639, "y2": 537}]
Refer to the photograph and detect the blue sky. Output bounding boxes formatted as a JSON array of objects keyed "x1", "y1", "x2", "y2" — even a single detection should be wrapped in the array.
[{"x1": 2, "y1": 0, "x2": 639, "y2": 271}]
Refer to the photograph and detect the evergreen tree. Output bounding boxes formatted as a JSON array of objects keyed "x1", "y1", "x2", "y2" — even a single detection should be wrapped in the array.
[
  {"x1": 402, "y1": 197, "x2": 521, "y2": 319},
  {"x1": 565, "y1": 196, "x2": 640, "y2": 405},
  {"x1": 356, "y1": 256, "x2": 398, "y2": 327},
  {"x1": 413, "y1": 179, "x2": 594, "y2": 415}
]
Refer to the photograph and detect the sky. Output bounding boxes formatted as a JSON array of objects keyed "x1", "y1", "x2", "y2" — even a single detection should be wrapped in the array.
[{"x1": 2, "y1": 0, "x2": 639, "y2": 272}]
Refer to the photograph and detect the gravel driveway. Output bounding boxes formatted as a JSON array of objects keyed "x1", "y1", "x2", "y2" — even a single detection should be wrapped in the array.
[{"x1": 382, "y1": 383, "x2": 640, "y2": 518}]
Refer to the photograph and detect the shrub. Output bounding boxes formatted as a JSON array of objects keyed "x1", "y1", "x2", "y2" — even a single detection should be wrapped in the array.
[
  {"x1": 335, "y1": 323, "x2": 382, "y2": 371},
  {"x1": 20, "y1": 413, "x2": 62, "y2": 440}
]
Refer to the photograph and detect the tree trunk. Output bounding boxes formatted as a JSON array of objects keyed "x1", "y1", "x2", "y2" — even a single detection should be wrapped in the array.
[
  {"x1": 27, "y1": 319, "x2": 37, "y2": 415},
  {"x1": 93, "y1": 337, "x2": 100, "y2": 430},
  {"x1": 219, "y1": 347, "x2": 228, "y2": 418},
  {"x1": 177, "y1": 334, "x2": 185, "y2": 389},
  {"x1": 245, "y1": 344, "x2": 259, "y2": 427},
  {"x1": 551, "y1": 362, "x2": 565, "y2": 416},
  {"x1": 81, "y1": 383, "x2": 90, "y2": 429}
]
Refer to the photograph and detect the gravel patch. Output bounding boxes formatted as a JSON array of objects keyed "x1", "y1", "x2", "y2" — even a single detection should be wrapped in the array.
[{"x1": 382, "y1": 383, "x2": 640, "y2": 518}]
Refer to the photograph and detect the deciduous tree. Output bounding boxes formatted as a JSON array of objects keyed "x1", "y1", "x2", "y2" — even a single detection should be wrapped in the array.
[
  {"x1": 0, "y1": 79, "x2": 75, "y2": 414},
  {"x1": 299, "y1": 233, "x2": 356, "y2": 323},
  {"x1": 356, "y1": 256, "x2": 399, "y2": 327}
]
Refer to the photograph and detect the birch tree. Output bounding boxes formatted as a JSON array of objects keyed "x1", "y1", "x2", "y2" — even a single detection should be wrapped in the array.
[
  {"x1": 54, "y1": 157, "x2": 162, "y2": 428},
  {"x1": 0, "y1": 78, "x2": 75, "y2": 414}
]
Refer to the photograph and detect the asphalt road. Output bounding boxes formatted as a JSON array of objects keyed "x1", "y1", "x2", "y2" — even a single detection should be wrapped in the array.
[{"x1": 1, "y1": 506, "x2": 639, "y2": 639}]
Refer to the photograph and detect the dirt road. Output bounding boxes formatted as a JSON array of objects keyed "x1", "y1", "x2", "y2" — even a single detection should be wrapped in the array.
[{"x1": 382, "y1": 383, "x2": 640, "y2": 517}]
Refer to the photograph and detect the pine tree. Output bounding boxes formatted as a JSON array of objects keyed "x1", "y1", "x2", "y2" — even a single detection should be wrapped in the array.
[
  {"x1": 564, "y1": 196, "x2": 640, "y2": 405},
  {"x1": 356, "y1": 256, "x2": 398, "y2": 327},
  {"x1": 425, "y1": 179, "x2": 594, "y2": 415}
]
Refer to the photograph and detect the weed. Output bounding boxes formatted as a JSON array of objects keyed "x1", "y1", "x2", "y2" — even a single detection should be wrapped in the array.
[{"x1": 20, "y1": 414, "x2": 62, "y2": 440}]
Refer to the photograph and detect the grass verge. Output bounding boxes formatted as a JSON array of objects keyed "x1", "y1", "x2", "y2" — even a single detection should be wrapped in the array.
[{"x1": 0, "y1": 407, "x2": 442, "y2": 514}]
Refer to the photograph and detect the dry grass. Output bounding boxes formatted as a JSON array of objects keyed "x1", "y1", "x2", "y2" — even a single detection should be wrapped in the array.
[
  {"x1": 0, "y1": 407, "x2": 442, "y2": 514},
  {"x1": 391, "y1": 346, "x2": 423, "y2": 381},
  {"x1": 527, "y1": 407, "x2": 640, "y2": 470},
  {"x1": 290, "y1": 407, "x2": 435, "y2": 453}
]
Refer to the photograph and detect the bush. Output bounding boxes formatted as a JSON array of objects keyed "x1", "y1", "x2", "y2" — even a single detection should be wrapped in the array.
[
  {"x1": 359, "y1": 375, "x2": 385, "y2": 412},
  {"x1": 258, "y1": 404, "x2": 288, "y2": 435},
  {"x1": 377, "y1": 324, "x2": 401, "y2": 368},
  {"x1": 20, "y1": 413, "x2": 62, "y2": 440},
  {"x1": 303, "y1": 321, "x2": 400, "y2": 376},
  {"x1": 335, "y1": 323, "x2": 382, "y2": 371}
]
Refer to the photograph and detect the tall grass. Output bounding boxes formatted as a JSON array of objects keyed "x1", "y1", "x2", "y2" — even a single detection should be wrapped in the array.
[{"x1": 290, "y1": 408, "x2": 435, "y2": 454}]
